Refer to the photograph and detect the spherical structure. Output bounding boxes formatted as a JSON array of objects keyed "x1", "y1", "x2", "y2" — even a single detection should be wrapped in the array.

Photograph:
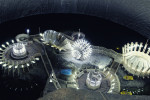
[
  {"x1": 71, "y1": 39, "x2": 92, "y2": 60},
  {"x1": 122, "y1": 42, "x2": 150, "y2": 77},
  {"x1": 12, "y1": 43, "x2": 27, "y2": 59},
  {"x1": 86, "y1": 71, "x2": 102, "y2": 90}
]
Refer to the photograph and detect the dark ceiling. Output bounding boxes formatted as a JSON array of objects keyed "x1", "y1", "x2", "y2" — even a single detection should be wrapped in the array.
[{"x1": 0, "y1": 0, "x2": 150, "y2": 38}]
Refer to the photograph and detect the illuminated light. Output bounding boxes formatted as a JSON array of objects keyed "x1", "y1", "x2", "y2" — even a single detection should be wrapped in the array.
[
  {"x1": 43, "y1": 30, "x2": 56, "y2": 44},
  {"x1": 122, "y1": 42, "x2": 150, "y2": 77},
  {"x1": 51, "y1": 45, "x2": 54, "y2": 47},
  {"x1": 6, "y1": 42, "x2": 9, "y2": 45},
  {"x1": 8, "y1": 65, "x2": 12, "y2": 68},
  {"x1": 0, "y1": 62, "x2": 3, "y2": 64},
  {"x1": 73, "y1": 84, "x2": 77, "y2": 87},
  {"x1": 86, "y1": 71, "x2": 102, "y2": 90},
  {"x1": 98, "y1": 65, "x2": 105, "y2": 69},
  {"x1": 110, "y1": 74, "x2": 112, "y2": 78},
  {"x1": 42, "y1": 30, "x2": 71, "y2": 51},
  {"x1": 75, "y1": 72, "x2": 77, "y2": 75},
  {"x1": 111, "y1": 86, "x2": 115, "y2": 89},
  {"x1": 12, "y1": 43, "x2": 27, "y2": 57},
  {"x1": 35, "y1": 58, "x2": 39, "y2": 61},
  {"x1": 111, "y1": 79, "x2": 115, "y2": 82},
  {"x1": 116, "y1": 47, "x2": 120, "y2": 50},
  {"x1": 11, "y1": 40, "x2": 15, "y2": 43},
  {"x1": 21, "y1": 65, "x2": 24, "y2": 68},
  {"x1": 2, "y1": 44, "x2": 5, "y2": 48},
  {"x1": 71, "y1": 39, "x2": 92, "y2": 60},
  {"x1": 50, "y1": 79, "x2": 52, "y2": 82},
  {"x1": 31, "y1": 61, "x2": 35, "y2": 63},
  {"x1": 52, "y1": 73, "x2": 53, "y2": 76},
  {"x1": 16, "y1": 39, "x2": 20, "y2": 42},
  {"x1": 26, "y1": 29, "x2": 30, "y2": 34},
  {"x1": 15, "y1": 66, "x2": 18, "y2": 68},
  {"x1": 0, "y1": 48, "x2": 3, "y2": 51},
  {"x1": 109, "y1": 90, "x2": 112, "y2": 93},
  {"x1": 2, "y1": 64, "x2": 7, "y2": 67},
  {"x1": 26, "y1": 63, "x2": 30, "y2": 66},
  {"x1": 39, "y1": 33, "x2": 43, "y2": 37},
  {"x1": 111, "y1": 83, "x2": 115, "y2": 86},
  {"x1": 76, "y1": 87, "x2": 79, "y2": 90},
  {"x1": 59, "y1": 49, "x2": 62, "y2": 51}
]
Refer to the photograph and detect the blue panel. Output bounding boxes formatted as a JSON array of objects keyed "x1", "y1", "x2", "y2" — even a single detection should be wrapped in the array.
[{"x1": 61, "y1": 69, "x2": 72, "y2": 75}]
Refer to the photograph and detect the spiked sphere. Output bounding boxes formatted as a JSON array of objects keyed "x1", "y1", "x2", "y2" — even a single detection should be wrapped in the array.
[{"x1": 71, "y1": 39, "x2": 92, "y2": 60}]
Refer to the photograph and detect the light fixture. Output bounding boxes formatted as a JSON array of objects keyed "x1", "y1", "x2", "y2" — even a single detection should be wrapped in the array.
[
  {"x1": 71, "y1": 39, "x2": 92, "y2": 60},
  {"x1": 122, "y1": 41, "x2": 150, "y2": 77}
]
